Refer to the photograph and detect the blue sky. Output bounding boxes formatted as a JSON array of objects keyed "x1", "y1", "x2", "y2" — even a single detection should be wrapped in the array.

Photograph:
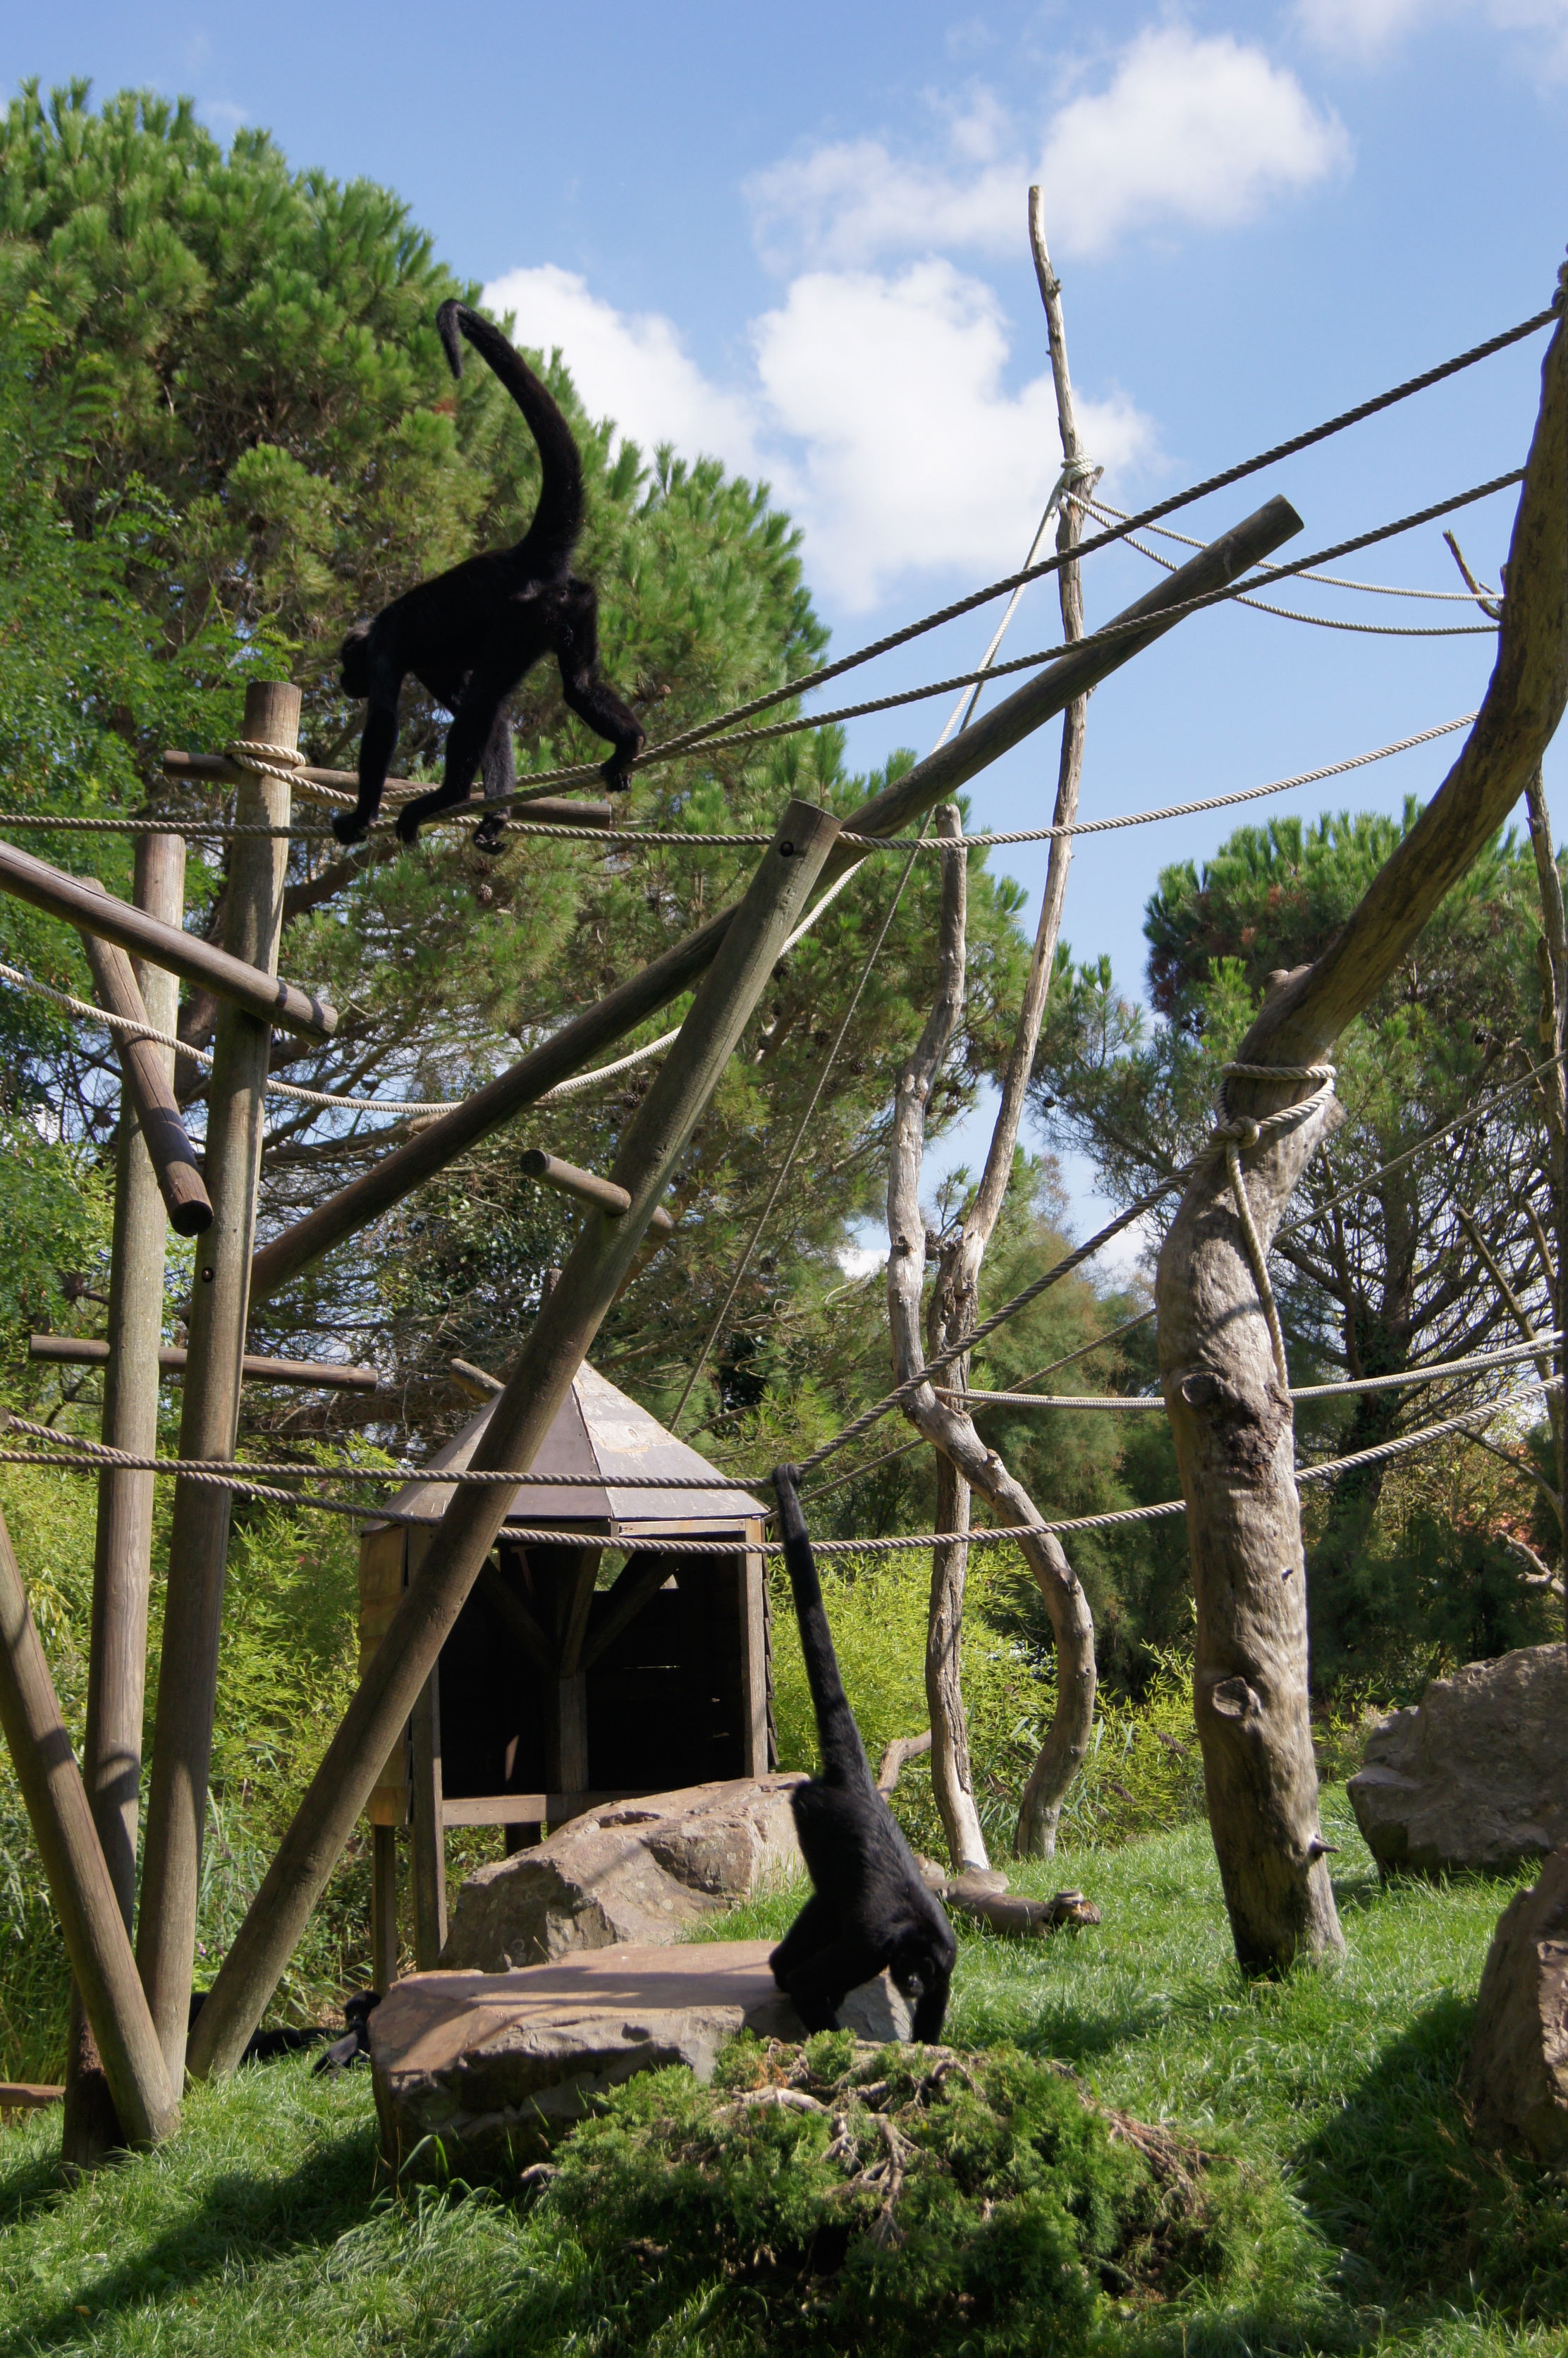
[{"x1": 5, "y1": 3, "x2": 1567, "y2": 1246}]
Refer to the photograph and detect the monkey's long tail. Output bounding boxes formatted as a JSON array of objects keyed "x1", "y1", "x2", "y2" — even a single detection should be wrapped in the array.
[
  {"x1": 436, "y1": 299, "x2": 584, "y2": 561},
  {"x1": 773, "y1": 1465, "x2": 874, "y2": 1786}
]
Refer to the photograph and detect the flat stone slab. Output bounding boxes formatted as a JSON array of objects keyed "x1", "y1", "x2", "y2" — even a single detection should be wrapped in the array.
[
  {"x1": 371, "y1": 1938, "x2": 922, "y2": 2175},
  {"x1": 372, "y1": 1939, "x2": 804, "y2": 2173}
]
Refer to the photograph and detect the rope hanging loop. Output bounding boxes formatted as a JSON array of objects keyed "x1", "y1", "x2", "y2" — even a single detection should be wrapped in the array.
[
  {"x1": 1209, "y1": 1059, "x2": 1337, "y2": 1388},
  {"x1": 223, "y1": 739, "x2": 307, "y2": 788}
]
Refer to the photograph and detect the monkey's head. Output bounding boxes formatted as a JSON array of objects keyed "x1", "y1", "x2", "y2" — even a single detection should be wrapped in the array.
[
  {"x1": 890, "y1": 1917, "x2": 957, "y2": 2044},
  {"x1": 340, "y1": 621, "x2": 374, "y2": 699}
]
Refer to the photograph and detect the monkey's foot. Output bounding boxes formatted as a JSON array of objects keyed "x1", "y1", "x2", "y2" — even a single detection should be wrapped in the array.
[
  {"x1": 471, "y1": 816, "x2": 506, "y2": 854},
  {"x1": 394, "y1": 810, "x2": 424, "y2": 846},
  {"x1": 331, "y1": 812, "x2": 370, "y2": 846},
  {"x1": 600, "y1": 757, "x2": 637, "y2": 792}
]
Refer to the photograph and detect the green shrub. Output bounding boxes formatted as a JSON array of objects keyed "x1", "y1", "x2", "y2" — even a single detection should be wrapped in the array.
[{"x1": 530, "y1": 2034, "x2": 1232, "y2": 2355}]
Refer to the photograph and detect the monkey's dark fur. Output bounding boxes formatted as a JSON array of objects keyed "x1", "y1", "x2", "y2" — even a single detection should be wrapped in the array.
[
  {"x1": 770, "y1": 1464, "x2": 957, "y2": 2041},
  {"x1": 331, "y1": 299, "x2": 643, "y2": 850}
]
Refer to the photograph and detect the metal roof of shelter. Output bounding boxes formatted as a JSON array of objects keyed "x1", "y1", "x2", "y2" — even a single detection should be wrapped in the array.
[{"x1": 369, "y1": 1359, "x2": 767, "y2": 1539}]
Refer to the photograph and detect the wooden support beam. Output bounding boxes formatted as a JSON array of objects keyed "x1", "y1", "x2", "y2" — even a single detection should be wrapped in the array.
[
  {"x1": 0, "y1": 838, "x2": 335, "y2": 1042},
  {"x1": 577, "y1": 1553, "x2": 674, "y2": 1674},
  {"x1": 185, "y1": 795, "x2": 842, "y2": 2079},
  {"x1": 78, "y1": 924, "x2": 212, "y2": 1238},
  {"x1": 2, "y1": 2083, "x2": 65, "y2": 2113},
  {"x1": 441, "y1": 1792, "x2": 649, "y2": 1827},
  {"x1": 246, "y1": 498, "x2": 1301, "y2": 1308},
  {"x1": 162, "y1": 748, "x2": 613, "y2": 831},
  {"x1": 520, "y1": 1148, "x2": 675, "y2": 1231},
  {"x1": 557, "y1": 1546, "x2": 602, "y2": 1680},
  {"x1": 476, "y1": 1559, "x2": 553, "y2": 1670},
  {"x1": 63, "y1": 831, "x2": 185, "y2": 2166},
  {"x1": 371, "y1": 1824, "x2": 399, "y2": 1990},
  {"x1": 0, "y1": 1509, "x2": 178, "y2": 2146},
  {"x1": 137, "y1": 680, "x2": 300, "y2": 2087},
  {"x1": 410, "y1": 1673, "x2": 447, "y2": 1969},
  {"x1": 29, "y1": 1335, "x2": 380, "y2": 1392}
]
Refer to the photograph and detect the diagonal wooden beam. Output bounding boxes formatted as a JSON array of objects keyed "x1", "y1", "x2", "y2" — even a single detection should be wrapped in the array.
[
  {"x1": 246, "y1": 497, "x2": 1301, "y2": 1307},
  {"x1": 186, "y1": 795, "x2": 843, "y2": 2078}
]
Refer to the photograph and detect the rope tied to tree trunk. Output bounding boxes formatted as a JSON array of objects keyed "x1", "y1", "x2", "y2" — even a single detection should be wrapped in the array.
[{"x1": 1211, "y1": 1061, "x2": 1337, "y2": 1386}]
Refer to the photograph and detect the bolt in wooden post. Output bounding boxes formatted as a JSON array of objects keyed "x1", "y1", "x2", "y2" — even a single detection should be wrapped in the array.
[
  {"x1": 63, "y1": 830, "x2": 186, "y2": 2167},
  {"x1": 187, "y1": 796, "x2": 841, "y2": 2078},
  {"x1": 137, "y1": 683, "x2": 298, "y2": 2084},
  {"x1": 0, "y1": 1510, "x2": 178, "y2": 2147}
]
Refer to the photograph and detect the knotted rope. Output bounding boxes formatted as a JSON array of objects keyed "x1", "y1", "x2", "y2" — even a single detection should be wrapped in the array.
[
  {"x1": 223, "y1": 739, "x2": 308, "y2": 791},
  {"x1": 1211, "y1": 1060, "x2": 1337, "y2": 1386}
]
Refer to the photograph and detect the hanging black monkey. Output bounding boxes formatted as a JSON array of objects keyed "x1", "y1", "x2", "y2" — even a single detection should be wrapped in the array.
[
  {"x1": 332, "y1": 299, "x2": 644, "y2": 851},
  {"x1": 770, "y1": 1464, "x2": 957, "y2": 2041}
]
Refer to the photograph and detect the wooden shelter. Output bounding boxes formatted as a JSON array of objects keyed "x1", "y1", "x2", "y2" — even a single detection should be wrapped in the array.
[{"x1": 358, "y1": 1360, "x2": 772, "y2": 1971}]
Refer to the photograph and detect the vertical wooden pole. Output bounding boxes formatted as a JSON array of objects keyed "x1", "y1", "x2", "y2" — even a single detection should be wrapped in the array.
[
  {"x1": 188, "y1": 797, "x2": 841, "y2": 2079},
  {"x1": 0, "y1": 1511, "x2": 178, "y2": 2147},
  {"x1": 410, "y1": 1673, "x2": 448, "y2": 1967},
  {"x1": 371, "y1": 1825, "x2": 399, "y2": 1990},
  {"x1": 137, "y1": 682, "x2": 298, "y2": 2082},
  {"x1": 63, "y1": 831, "x2": 185, "y2": 2168}
]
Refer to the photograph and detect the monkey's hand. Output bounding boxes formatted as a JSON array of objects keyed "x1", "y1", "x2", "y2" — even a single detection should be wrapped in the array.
[
  {"x1": 331, "y1": 812, "x2": 370, "y2": 846},
  {"x1": 394, "y1": 805, "x2": 424, "y2": 846},
  {"x1": 600, "y1": 752, "x2": 638, "y2": 793}
]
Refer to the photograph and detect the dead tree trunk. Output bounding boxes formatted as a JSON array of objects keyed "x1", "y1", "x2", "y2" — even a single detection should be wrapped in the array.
[
  {"x1": 1524, "y1": 766, "x2": 1568, "y2": 1615},
  {"x1": 888, "y1": 811, "x2": 1096, "y2": 1862},
  {"x1": 1157, "y1": 280, "x2": 1568, "y2": 1973}
]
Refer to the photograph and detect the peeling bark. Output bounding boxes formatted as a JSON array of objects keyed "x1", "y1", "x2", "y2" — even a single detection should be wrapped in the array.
[{"x1": 1158, "y1": 281, "x2": 1568, "y2": 1973}]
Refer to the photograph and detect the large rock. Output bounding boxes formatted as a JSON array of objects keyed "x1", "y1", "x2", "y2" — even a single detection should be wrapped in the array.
[
  {"x1": 1464, "y1": 1847, "x2": 1568, "y2": 2163},
  {"x1": 1347, "y1": 1646, "x2": 1568, "y2": 1879},
  {"x1": 372, "y1": 1939, "x2": 804, "y2": 2173},
  {"x1": 439, "y1": 1776, "x2": 805, "y2": 1970}
]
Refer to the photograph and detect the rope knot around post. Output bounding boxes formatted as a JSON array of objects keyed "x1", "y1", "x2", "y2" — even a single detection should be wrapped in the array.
[
  {"x1": 223, "y1": 740, "x2": 307, "y2": 789},
  {"x1": 1208, "y1": 1061, "x2": 1337, "y2": 1388}
]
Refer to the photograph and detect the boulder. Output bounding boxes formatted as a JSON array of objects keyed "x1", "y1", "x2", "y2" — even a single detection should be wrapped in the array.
[
  {"x1": 439, "y1": 1776, "x2": 805, "y2": 1970},
  {"x1": 372, "y1": 1939, "x2": 799, "y2": 2172},
  {"x1": 1347, "y1": 1645, "x2": 1568, "y2": 1879},
  {"x1": 369, "y1": 1940, "x2": 923, "y2": 2173},
  {"x1": 1464, "y1": 1847, "x2": 1568, "y2": 2164}
]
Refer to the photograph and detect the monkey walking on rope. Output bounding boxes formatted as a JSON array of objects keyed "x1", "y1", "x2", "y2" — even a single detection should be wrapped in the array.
[
  {"x1": 770, "y1": 1464, "x2": 957, "y2": 2041},
  {"x1": 333, "y1": 299, "x2": 644, "y2": 853}
]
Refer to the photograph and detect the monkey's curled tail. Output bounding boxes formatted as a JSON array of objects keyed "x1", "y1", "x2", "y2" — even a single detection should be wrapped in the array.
[
  {"x1": 773, "y1": 1465, "x2": 874, "y2": 1788},
  {"x1": 437, "y1": 299, "x2": 584, "y2": 566}
]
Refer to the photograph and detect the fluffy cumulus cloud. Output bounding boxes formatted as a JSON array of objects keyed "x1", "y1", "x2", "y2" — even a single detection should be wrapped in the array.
[
  {"x1": 481, "y1": 264, "x2": 765, "y2": 479},
  {"x1": 749, "y1": 262, "x2": 1153, "y2": 609},
  {"x1": 1296, "y1": 0, "x2": 1568, "y2": 70},
  {"x1": 749, "y1": 28, "x2": 1347, "y2": 268},
  {"x1": 485, "y1": 256, "x2": 1154, "y2": 613}
]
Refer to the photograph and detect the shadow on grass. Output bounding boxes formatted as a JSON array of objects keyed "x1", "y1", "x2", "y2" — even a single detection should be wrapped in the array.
[
  {"x1": 1297, "y1": 1990, "x2": 1568, "y2": 2330},
  {"x1": 0, "y1": 2109, "x2": 385, "y2": 2354}
]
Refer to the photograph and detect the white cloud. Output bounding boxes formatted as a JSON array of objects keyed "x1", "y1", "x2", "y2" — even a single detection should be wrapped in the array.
[
  {"x1": 482, "y1": 263, "x2": 765, "y2": 477},
  {"x1": 747, "y1": 28, "x2": 1347, "y2": 269},
  {"x1": 1296, "y1": 0, "x2": 1568, "y2": 71},
  {"x1": 1036, "y1": 27, "x2": 1351, "y2": 255},
  {"x1": 751, "y1": 260, "x2": 1154, "y2": 609}
]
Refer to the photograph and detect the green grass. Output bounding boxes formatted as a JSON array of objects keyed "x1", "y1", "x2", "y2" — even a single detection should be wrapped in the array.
[{"x1": 1, "y1": 1797, "x2": 1564, "y2": 2354}]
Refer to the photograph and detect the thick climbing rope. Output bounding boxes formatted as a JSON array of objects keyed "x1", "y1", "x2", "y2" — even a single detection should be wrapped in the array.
[
  {"x1": 1074, "y1": 494, "x2": 1502, "y2": 635},
  {"x1": 944, "y1": 1332, "x2": 1562, "y2": 1408},
  {"x1": 6, "y1": 1376, "x2": 1555, "y2": 1553},
  {"x1": 0, "y1": 710, "x2": 1478, "y2": 853},
  {"x1": 1211, "y1": 1061, "x2": 1339, "y2": 1386}
]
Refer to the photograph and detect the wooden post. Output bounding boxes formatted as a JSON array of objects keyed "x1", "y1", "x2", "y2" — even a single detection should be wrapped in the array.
[
  {"x1": 63, "y1": 831, "x2": 185, "y2": 2167},
  {"x1": 0, "y1": 838, "x2": 333, "y2": 1039},
  {"x1": 246, "y1": 499, "x2": 1301, "y2": 1309},
  {"x1": 0, "y1": 1510, "x2": 178, "y2": 2147},
  {"x1": 186, "y1": 796, "x2": 842, "y2": 2078},
  {"x1": 78, "y1": 924, "x2": 211, "y2": 1238},
  {"x1": 409, "y1": 1673, "x2": 447, "y2": 1967},
  {"x1": 137, "y1": 681, "x2": 299, "y2": 2083},
  {"x1": 371, "y1": 1824, "x2": 399, "y2": 1991},
  {"x1": 1158, "y1": 287, "x2": 1567, "y2": 1973}
]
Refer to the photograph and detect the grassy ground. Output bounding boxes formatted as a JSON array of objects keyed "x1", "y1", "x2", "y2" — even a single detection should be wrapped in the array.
[{"x1": 0, "y1": 1795, "x2": 1564, "y2": 2354}]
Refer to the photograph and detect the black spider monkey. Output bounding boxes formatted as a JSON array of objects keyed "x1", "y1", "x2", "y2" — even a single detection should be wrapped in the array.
[
  {"x1": 331, "y1": 299, "x2": 644, "y2": 852},
  {"x1": 770, "y1": 1464, "x2": 957, "y2": 2042}
]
